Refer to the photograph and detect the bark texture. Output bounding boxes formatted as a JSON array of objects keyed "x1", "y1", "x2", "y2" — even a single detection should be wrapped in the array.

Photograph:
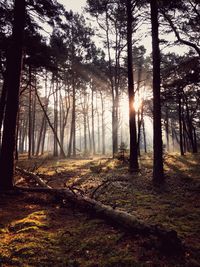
[
  {"x1": 150, "y1": 0, "x2": 164, "y2": 184},
  {"x1": 0, "y1": 0, "x2": 25, "y2": 189}
]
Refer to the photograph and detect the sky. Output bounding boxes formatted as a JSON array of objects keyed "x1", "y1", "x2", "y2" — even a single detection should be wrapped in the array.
[
  {"x1": 57, "y1": 0, "x2": 187, "y2": 56},
  {"x1": 59, "y1": 0, "x2": 87, "y2": 13},
  {"x1": 57, "y1": 0, "x2": 154, "y2": 55}
]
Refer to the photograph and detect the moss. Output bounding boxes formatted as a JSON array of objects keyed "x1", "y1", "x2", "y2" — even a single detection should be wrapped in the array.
[
  {"x1": 0, "y1": 227, "x2": 7, "y2": 234},
  {"x1": 16, "y1": 226, "x2": 40, "y2": 233},
  {"x1": 9, "y1": 219, "x2": 48, "y2": 232},
  {"x1": 8, "y1": 210, "x2": 48, "y2": 233},
  {"x1": 5, "y1": 153, "x2": 199, "y2": 266},
  {"x1": 101, "y1": 255, "x2": 140, "y2": 267}
]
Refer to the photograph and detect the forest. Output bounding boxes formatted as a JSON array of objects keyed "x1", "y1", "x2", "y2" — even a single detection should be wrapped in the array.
[{"x1": 0, "y1": 0, "x2": 199, "y2": 266}]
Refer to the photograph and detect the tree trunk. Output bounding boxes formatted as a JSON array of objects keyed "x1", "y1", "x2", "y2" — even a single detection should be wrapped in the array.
[
  {"x1": 87, "y1": 114, "x2": 92, "y2": 154},
  {"x1": 91, "y1": 85, "x2": 96, "y2": 155},
  {"x1": 150, "y1": 0, "x2": 164, "y2": 184},
  {"x1": 126, "y1": 0, "x2": 139, "y2": 171},
  {"x1": 165, "y1": 106, "x2": 170, "y2": 152},
  {"x1": 142, "y1": 120, "x2": 147, "y2": 153},
  {"x1": 41, "y1": 119, "x2": 47, "y2": 155},
  {"x1": 15, "y1": 112, "x2": 20, "y2": 161},
  {"x1": 0, "y1": 75, "x2": 7, "y2": 144},
  {"x1": 32, "y1": 88, "x2": 36, "y2": 156},
  {"x1": 0, "y1": 0, "x2": 25, "y2": 190},
  {"x1": 193, "y1": 126, "x2": 198, "y2": 153},
  {"x1": 35, "y1": 88, "x2": 66, "y2": 158},
  {"x1": 171, "y1": 120, "x2": 175, "y2": 152},
  {"x1": 184, "y1": 95, "x2": 197, "y2": 153},
  {"x1": 137, "y1": 103, "x2": 144, "y2": 157},
  {"x1": 36, "y1": 115, "x2": 45, "y2": 156},
  {"x1": 112, "y1": 100, "x2": 118, "y2": 157},
  {"x1": 100, "y1": 92, "x2": 106, "y2": 155},
  {"x1": 53, "y1": 78, "x2": 58, "y2": 157},
  {"x1": 177, "y1": 89, "x2": 184, "y2": 156},
  {"x1": 28, "y1": 67, "x2": 32, "y2": 159}
]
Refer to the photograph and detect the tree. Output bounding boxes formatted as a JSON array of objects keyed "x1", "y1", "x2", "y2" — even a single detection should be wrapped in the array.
[
  {"x1": 126, "y1": 0, "x2": 139, "y2": 171},
  {"x1": 159, "y1": 0, "x2": 200, "y2": 57},
  {"x1": 150, "y1": 0, "x2": 164, "y2": 184},
  {"x1": 162, "y1": 54, "x2": 200, "y2": 155},
  {"x1": 86, "y1": 0, "x2": 127, "y2": 157},
  {"x1": 0, "y1": 0, "x2": 26, "y2": 190}
]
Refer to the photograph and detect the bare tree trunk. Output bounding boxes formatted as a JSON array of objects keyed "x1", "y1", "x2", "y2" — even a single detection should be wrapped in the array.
[
  {"x1": 142, "y1": 120, "x2": 147, "y2": 153},
  {"x1": 95, "y1": 93, "x2": 100, "y2": 154},
  {"x1": 171, "y1": 120, "x2": 175, "y2": 152},
  {"x1": 83, "y1": 111, "x2": 87, "y2": 154},
  {"x1": 35, "y1": 88, "x2": 66, "y2": 158},
  {"x1": 184, "y1": 95, "x2": 197, "y2": 153},
  {"x1": 28, "y1": 67, "x2": 32, "y2": 159},
  {"x1": 104, "y1": 9, "x2": 118, "y2": 157},
  {"x1": 87, "y1": 114, "x2": 92, "y2": 154},
  {"x1": 100, "y1": 91, "x2": 105, "y2": 155},
  {"x1": 177, "y1": 89, "x2": 184, "y2": 155},
  {"x1": 126, "y1": 0, "x2": 139, "y2": 171},
  {"x1": 91, "y1": 85, "x2": 96, "y2": 155},
  {"x1": 0, "y1": 75, "x2": 7, "y2": 144},
  {"x1": 137, "y1": 102, "x2": 144, "y2": 157},
  {"x1": 15, "y1": 112, "x2": 20, "y2": 160},
  {"x1": 31, "y1": 88, "x2": 36, "y2": 156},
  {"x1": 0, "y1": 0, "x2": 25, "y2": 190},
  {"x1": 150, "y1": 0, "x2": 164, "y2": 184},
  {"x1": 72, "y1": 79, "x2": 76, "y2": 157},
  {"x1": 193, "y1": 126, "x2": 198, "y2": 153},
  {"x1": 165, "y1": 106, "x2": 170, "y2": 152},
  {"x1": 36, "y1": 115, "x2": 45, "y2": 156},
  {"x1": 41, "y1": 120, "x2": 47, "y2": 155},
  {"x1": 68, "y1": 82, "x2": 76, "y2": 158},
  {"x1": 53, "y1": 77, "x2": 58, "y2": 157}
]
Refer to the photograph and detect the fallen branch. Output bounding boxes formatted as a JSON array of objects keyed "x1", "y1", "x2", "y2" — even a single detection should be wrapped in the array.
[
  {"x1": 90, "y1": 180, "x2": 111, "y2": 199},
  {"x1": 15, "y1": 167, "x2": 183, "y2": 255},
  {"x1": 16, "y1": 167, "x2": 51, "y2": 189}
]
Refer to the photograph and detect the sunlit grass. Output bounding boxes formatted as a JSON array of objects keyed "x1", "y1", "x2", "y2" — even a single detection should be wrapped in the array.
[{"x1": 14, "y1": 152, "x2": 200, "y2": 264}]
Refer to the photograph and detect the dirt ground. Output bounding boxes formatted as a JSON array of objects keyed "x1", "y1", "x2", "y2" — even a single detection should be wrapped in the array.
[{"x1": 0, "y1": 153, "x2": 200, "y2": 266}]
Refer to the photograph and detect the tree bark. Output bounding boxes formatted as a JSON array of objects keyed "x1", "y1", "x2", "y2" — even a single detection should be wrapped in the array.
[
  {"x1": 91, "y1": 85, "x2": 96, "y2": 155},
  {"x1": 177, "y1": 89, "x2": 184, "y2": 155},
  {"x1": 0, "y1": 75, "x2": 7, "y2": 144},
  {"x1": 126, "y1": 0, "x2": 139, "y2": 171},
  {"x1": 142, "y1": 120, "x2": 147, "y2": 153},
  {"x1": 150, "y1": 0, "x2": 164, "y2": 184},
  {"x1": 53, "y1": 78, "x2": 58, "y2": 157},
  {"x1": 100, "y1": 91, "x2": 106, "y2": 155},
  {"x1": 28, "y1": 67, "x2": 32, "y2": 159},
  {"x1": 0, "y1": 0, "x2": 25, "y2": 190},
  {"x1": 165, "y1": 106, "x2": 170, "y2": 152}
]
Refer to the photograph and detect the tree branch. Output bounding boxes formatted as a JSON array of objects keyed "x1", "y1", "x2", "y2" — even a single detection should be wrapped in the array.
[{"x1": 161, "y1": 11, "x2": 200, "y2": 57}]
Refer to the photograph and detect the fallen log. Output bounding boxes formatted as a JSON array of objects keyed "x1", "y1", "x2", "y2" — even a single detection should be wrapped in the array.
[{"x1": 16, "y1": 167, "x2": 183, "y2": 255}]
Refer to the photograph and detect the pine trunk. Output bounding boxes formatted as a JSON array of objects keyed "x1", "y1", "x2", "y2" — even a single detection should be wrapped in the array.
[
  {"x1": 0, "y1": 0, "x2": 25, "y2": 190},
  {"x1": 150, "y1": 0, "x2": 164, "y2": 184},
  {"x1": 127, "y1": 0, "x2": 139, "y2": 171}
]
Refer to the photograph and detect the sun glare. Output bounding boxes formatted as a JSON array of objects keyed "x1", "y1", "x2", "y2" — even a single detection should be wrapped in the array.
[
  {"x1": 120, "y1": 88, "x2": 149, "y2": 116},
  {"x1": 133, "y1": 96, "x2": 143, "y2": 112}
]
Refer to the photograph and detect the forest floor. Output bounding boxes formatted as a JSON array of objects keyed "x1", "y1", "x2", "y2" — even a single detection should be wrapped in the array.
[{"x1": 0, "y1": 153, "x2": 200, "y2": 266}]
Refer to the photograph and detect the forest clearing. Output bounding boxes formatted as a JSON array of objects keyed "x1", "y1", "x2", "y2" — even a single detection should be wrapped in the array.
[
  {"x1": 0, "y1": 153, "x2": 199, "y2": 266},
  {"x1": 0, "y1": 0, "x2": 200, "y2": 266}
]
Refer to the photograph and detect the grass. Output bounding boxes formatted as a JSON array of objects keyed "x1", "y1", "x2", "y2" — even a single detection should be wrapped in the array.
[{"x1": 1, "y1": 152, "x2": 199, "y2": 266}]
